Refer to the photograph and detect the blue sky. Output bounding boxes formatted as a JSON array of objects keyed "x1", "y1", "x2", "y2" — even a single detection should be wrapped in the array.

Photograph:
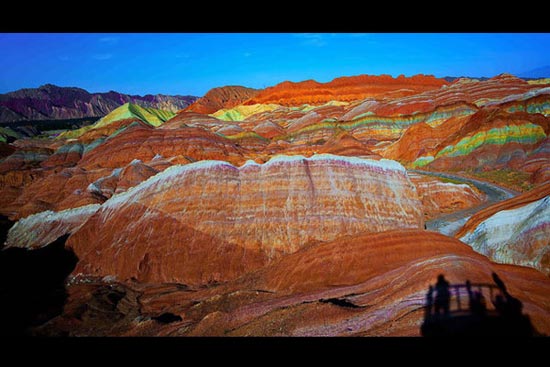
[{"x1": 1, "y1": 33, "x2": 549, "y2": 97}]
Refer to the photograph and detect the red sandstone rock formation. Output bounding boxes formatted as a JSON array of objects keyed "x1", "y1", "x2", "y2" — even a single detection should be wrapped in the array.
[
  {"x1": 228, "y1": 230, "x2": 550, "y2": 336},
  {"x1": 40, "y1": 230, "x2": 550, "y2": 336},
  {"x1": 78, "y1": 124, "x2": 245, "y2": 169},
  {"x1": 5, "y1": 204, "x2": 100, "y2": 249},
  {"x1": 382, "y1": 107, "x2": 550, "y2": 173},
  {"x1": 409, "y1": 173, "x2": 485, "y2": 219},
  {"x1": 509, "y1": 137, "x2": 550, "y2": 185},
  {"x1": 244, "y1": 74, "x2": 448, "y2": 107},
  {"x1": 216, "y1": 124, "x2": 245, "y2": 136},
  {"x1": 426, "y1": 109, "x2": 549, "y2": 171},
  {"x1": 77, "y1": 118, "x2": 147, "y2": 144},
  {"x1": 0, "y1": 118, "x2": 248, "y2": 219},
  {"x1": 40, "y1": 143, "x2": 84, "y2": 168},
  {"x1": 252, "y1": 121, "x2": 285, "y2": 139},
  {"x1": 4, "y1": 166, "x2": 110, "y2": 219},
  {"x1": 115, "y1": 160, "x2": 159, "y2": 194},
  {"x1": 2, "y1": 158, "x2": 164, "y2": 220},
  {"x1": 185, "y1": 86, "x2": 260, "y2": 114},
  {"x1": 66, "y1": 155, "x2": 423, "y2": 285},
  {"x1": 160, "y1": 112, "x2": 224, "y2": 130},
  {"x1": 318, "y1": 131, "x2": 379, "y2": 158},
  {"x1": 3, "y1": 73, "x2": 550, "y2": 337},
  {"x1": 383, "y1": 115, "x2": 471, "y2": 163},
  {"x1": 370, "y1": 74, "x2": 542, "y2": 117}
]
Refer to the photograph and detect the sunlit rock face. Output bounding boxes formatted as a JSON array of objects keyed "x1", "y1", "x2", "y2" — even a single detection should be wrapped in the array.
[
  {"x1": 408, "y1": 173, "x2": 485, "y2": 219},
  {"x1": 5, "y1": 204, "x2": 100, "y2": 250},
  {"x1": 2, "y1": 159, "x2": 161, "y2": 221},
  {"x1": 0, "y1": 113, "x2": 247, "y2": 220},
  {"x1": 243, "y1": 74, "x2": 448, "y2": 107},
  {"x1": 4, "y1": 166, "x2": 111, "y2": 220},
  {"x1": 78, "y1": 124, "x2": 246, "y2": 170},
  {"x1": 0, "y1": 142, "x2": 57, "y2": 217},
  {"x1": 252, "y1": 120, "x2": 285, "y2": 139},
  {"x1": 185, "y1": 86, "x2": 260, "y2": 114},
  {"x1": 514, "y1": 137, "x2": 550, "y2": 185},
  {"x1": 382, "y1": 116, "x2": 472, "y2": 164},
  {"x1": 367, "y1": 73, "x2": 545, "y2": 117},
  {"x1": 404, "y1": 109, "x2": 550, "y2": 171},
  {"x1": 458, "y1": 183, "x2": 550, "y2": 275},
  {"x1": 66, "y1": 154, "x2": 423, "y2": 285}
]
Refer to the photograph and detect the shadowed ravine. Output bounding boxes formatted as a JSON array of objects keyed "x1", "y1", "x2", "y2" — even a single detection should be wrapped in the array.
[{"x1": 0, "y1": 217, "x2": 78, "y2": 336}]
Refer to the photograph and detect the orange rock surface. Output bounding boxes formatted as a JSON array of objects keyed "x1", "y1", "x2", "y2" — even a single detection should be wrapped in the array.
[
  {"x1": 40, "y1": 143, "x2": 83, "y2": 168},
  {"x1": 42, "y1": 230, "x2": 550, "y2": 336},
  {"x1": 5, "y1": 204, "x2": 100, "y2": 249},
  {"x1": 400, "y1": 108, "x2": 550, "y2": 172},
  {"x1": 185, "y1": 86, "x2": 260, "y2": 114},
  {"x1": 409, "y1": 173, "x2": 485, "y2": 219},
  {"x1": 66, "y1": 155, "x2": 423, "y2": 284},
  {"x1": 77, "y1": 118, "x2": 147, "y2": 144},
  {"x1": 78, "y1": 124, "x2": 245, "y2": 169},
  {"x1": 383, "y1": 115, "x2": 471, "y2": 163},
  {"x1": 0, "y1": 168, "x2": 48, "y2": 218},
  {"x1": 115, "y1": 160, "x2": 159, "y2": 194},
  {"x1": 160, "y1": 112, "x2": 225, "y2": 130},
  {"x1": 4, "y1": 167, "x2": 110, "y2": 220},
  {"x1": 370, "y1": 74, "x2": 541, "y2": 116},
  {"x1": 244, "y1": 74, "x2": 448, "y2": 107},
  {"x1": 2, "y1": 158, "x2": 165, "y2": 220},
  {"x1": 318, "y1": 131, "x2": 379, "y2": 158},
  {"x1": 252, "y1": 120, "x2": 285, "y2": 139},
  {"x1": 509, "y1": 137, "x2": 550, "y2": 185}
]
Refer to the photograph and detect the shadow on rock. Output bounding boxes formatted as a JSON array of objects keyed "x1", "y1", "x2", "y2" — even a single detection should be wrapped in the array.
[
  {"x1": 421, "y1": 272, "x2": 536, "y2": 337},
  {"x1": 0, "y1": 217, "x2": 78, "y2": 336}
]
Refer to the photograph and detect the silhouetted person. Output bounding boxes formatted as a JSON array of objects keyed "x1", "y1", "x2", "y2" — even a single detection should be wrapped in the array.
[
  {"x1": 434, "y1": 274, "x2": 450, "y2": 317},
  {"x1": 491, "y1": 272, "x2": 522, "y2": 317},
  {"x1": 471, "y1": 291, "x2": 487, "y2": 315},
  {"x1": 491, "y1": 272, "x2": 534, "y2": 335},
  {"x1": 466, "y1": 280, "x2": 474, "y2": 313},
  {"x1": 425, "y1": 285, "x2": 434, "y2": 318}
]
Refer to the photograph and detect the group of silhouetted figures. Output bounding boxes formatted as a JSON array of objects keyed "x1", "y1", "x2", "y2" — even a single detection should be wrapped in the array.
[{"x1": 421, "y1": 272, "x2": 535, "y2": 336}]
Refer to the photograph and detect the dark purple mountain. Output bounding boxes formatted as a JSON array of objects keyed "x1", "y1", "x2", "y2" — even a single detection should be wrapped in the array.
[{"x1": 0, "y1": 84, "x2": 198, "y2": 123}]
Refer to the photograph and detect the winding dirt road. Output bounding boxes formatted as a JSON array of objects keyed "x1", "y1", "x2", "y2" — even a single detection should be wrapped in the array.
[{"x1": 410, "y1": 170, "x2": 519, "y2": 236}]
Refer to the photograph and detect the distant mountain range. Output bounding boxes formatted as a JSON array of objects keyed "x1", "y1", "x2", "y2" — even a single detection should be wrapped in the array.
[
  {"x1": 443, "y1": 76, "x2": 491, "y2": 82},
  {"x1": 519, "y1": 66, "x2": 550, "y2": 79},
  {"x1": 0, "y1": 84, "x2": 198, "y2": 123},
  {"x1": 3, "y1": 71, "x2": 548, "y2": 125},
  {"x1": 444, "y1": 69, "x2": 550, "y2": 83}
]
